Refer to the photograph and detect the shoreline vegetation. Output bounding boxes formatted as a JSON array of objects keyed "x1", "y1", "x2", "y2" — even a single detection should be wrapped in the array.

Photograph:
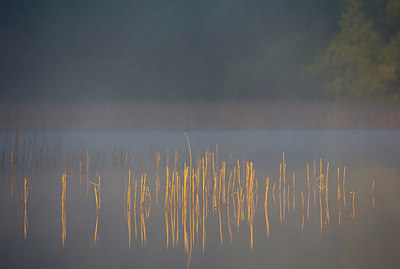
[{"x1": 1, "y1": 101, "x2": 400, "y2": 130}]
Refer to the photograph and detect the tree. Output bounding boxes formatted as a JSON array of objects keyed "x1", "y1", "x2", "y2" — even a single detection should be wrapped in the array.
[{"x1": 309, "y1": 0, "x2": 399, "y2": 100}]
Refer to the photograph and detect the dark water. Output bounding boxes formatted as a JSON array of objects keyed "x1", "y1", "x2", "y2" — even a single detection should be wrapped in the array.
[{"x1": 1, "y1": 130, "x2": 399, "y2": 268}]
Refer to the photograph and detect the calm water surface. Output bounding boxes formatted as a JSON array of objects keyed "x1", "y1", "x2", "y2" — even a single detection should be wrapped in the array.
[{"x1": 1, "y1": 130, "x2": 399, "y2": 268}]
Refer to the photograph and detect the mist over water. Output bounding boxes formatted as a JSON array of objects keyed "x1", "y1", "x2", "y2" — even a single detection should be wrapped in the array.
[{"x1": 1, "y1": 130, "x2": 399, "y2": 268}]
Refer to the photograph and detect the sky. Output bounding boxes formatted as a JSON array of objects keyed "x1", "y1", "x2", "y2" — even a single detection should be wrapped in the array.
[{"x1": 0, "y1": 0, "x2": 344, "y2": 104}]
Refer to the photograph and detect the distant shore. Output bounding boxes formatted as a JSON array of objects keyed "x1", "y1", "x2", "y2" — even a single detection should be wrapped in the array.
[{"x1": 1, "y1": 101, "x2": 399, "y2": 131}]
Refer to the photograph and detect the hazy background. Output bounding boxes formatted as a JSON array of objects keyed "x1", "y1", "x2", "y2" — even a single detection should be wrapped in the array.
[
  {"x1": 1, "y1": 0, "x2": 344, "y2": 103},
  {"x1": 1, "y1": 0, "x2": 400, "y2": 129}
]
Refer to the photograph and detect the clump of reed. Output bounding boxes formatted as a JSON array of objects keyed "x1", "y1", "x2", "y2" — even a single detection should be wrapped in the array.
[
  {"x1": 245, "y1": 161, "x2": 256, "y2": 250},
  {"x1": 140, "y1": 171, "x2": 151, "y2": 247},
  {"x1": 325, "y1": 162, "x2": 330, "y2": 226},
  {"x1": 124, "y1": 169, "x2": 133, "y2": 249},
  {"x1": 67, "y1": 137, "x2": 362, "y2": 265},
  {"x1": 202, "y1": 157, "x2": 206, "y2": 253}
]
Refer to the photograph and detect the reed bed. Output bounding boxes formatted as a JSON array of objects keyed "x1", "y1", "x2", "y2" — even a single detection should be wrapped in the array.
[{"x1": 0, "y1": 130, "x2": 376, "y2": 269}]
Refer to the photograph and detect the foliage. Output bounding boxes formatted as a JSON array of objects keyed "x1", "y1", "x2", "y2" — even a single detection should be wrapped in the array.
[{"x1": 309, "y1": 0, "x2": 400, "y2": 100}]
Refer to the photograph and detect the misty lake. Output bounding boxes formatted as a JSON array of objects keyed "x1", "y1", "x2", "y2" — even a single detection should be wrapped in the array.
[{"x1": 1, "y1": 130, "x2": 399, "y2": 268}]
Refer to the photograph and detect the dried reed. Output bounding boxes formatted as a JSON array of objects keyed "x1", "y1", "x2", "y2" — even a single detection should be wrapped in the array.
[
  {"x1": 23, "y1": 177, "x2": 29, "y2": 239},
  {"x1": 61, "y1": 172, "x2": 67, "y2": 247},
  {"x1": 372, "y1": 179, "x2": 375, "y2": 208},
  {"x1": 264, "y1": 177, "x2": 270, "y2": 239}
]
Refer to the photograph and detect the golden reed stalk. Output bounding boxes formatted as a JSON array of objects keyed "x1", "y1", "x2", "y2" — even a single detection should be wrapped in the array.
[
  {"x1": 90, "y1": 173, "x2": 101, "y2": 246},
  {"x1": 319, "y1": 159, "x2": 323, "y2": 235},
  {"x1": 212, "y1": 154, "x2": 217, "y2": 212},
  {"x1": 283, "y1": 152, "x2": 286, "y2": 221},
  {"x1": 293, "y1": 172, "x2": 295, "y2": 212},
  {"x1": 343, "y1": 166, "x2": 346, "y2": 207},
  {"x1": 279, "y1": 163, "x2": 282, "y2": 224},
  {"x1": 301, "y1": 192, "x2": 304, "y2": 232},
  {"x1": 23, "y1": 177, "x2": 29, "y2": 239},
  {"x1": 125, "y1": 170, "x2": 132, "y2": 249},
  {"x1": 350, "y1": 190, "x2": 356, "y2": 218},
  {"x1": 134, "y1": 179, "x2": 137, "y2": 241},
  {"x1": 264, "y1": 177, "x2": 270, "y2": 239},
  {"x1": 184, "y1": 133, "x2": 192, "y2": 191},
  {"x1": 86, "y1": 151, "x2": 90, "y2": 196},
  {"x1": 156, "y1": 151, "x2": 160, "y2": 205},
  {"x1": 202, "y1": 158, "x2": 206, "y2": 254},
  {"x1": 307, "y1": 163, "x2": 310, "y2": 221},
  {"x1": 165, "y1": 166, "x2": 170, "y2": 210},
  {"x1": 313, "y1": 159, "x2": 316, "y2": 206},
  {"x1": 288, "y1": 184, "x2": 290, "y2": 212},
  {"x1": 61, "y1": 172, "x2": 67, "y2": 247},
  {"x1": 325, "y1": 162, "x2": 329, "y2": 225},
  {"x1": 337, "y1": 167, "x2": 341, "y2": 225},
  {"x1": 372, "y1": 179, "x2": 375, "y2": 208},
  {"x1": 272, "y1": 182, "x2": 276, "y2": 204}
]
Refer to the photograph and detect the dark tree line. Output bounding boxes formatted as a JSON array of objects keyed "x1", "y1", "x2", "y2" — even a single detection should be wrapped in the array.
[{"x1": 1, "y1": 0, "x2": 398, "y2": 103}]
